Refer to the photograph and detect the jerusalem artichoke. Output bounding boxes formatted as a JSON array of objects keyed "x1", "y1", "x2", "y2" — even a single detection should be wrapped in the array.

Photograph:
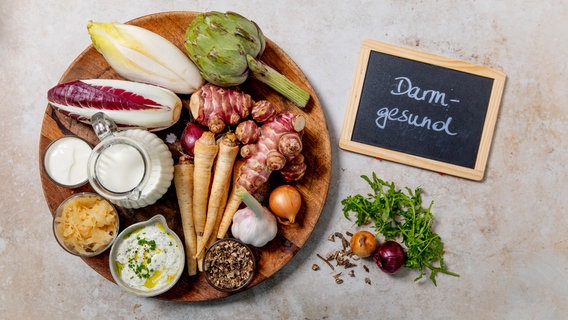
[
  {"x1": 251, "y1": 100, "x2": 276, "y2": 123},
  {"x1": 189, "y1": 83, "x2": 252, "y2": 133},
  {"x1": 280, "y1": 154, "x2": 307, "y2": 182},
  {"x1": 235, "y1": 120, "x2": 260, "y2": 144},
  {"x1": 238, "y1": 112, "x2": 305, "y2": 192}
]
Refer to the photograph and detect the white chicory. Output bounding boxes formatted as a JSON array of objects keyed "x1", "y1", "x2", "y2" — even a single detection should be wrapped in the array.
[{"x1": 87, "y1": 21, "x2": 204, "y2": 94}]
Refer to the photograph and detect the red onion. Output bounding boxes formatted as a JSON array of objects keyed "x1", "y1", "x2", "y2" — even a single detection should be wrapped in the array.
[
  {"x1": 181, "y1": 122, "x2": 206, "y2": 156},
  {"x1": 373, "y1": 241, "x2": 405, "y2": 274}
]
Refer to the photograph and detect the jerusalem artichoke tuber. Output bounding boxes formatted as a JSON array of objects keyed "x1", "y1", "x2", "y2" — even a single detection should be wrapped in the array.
[
  {"x1": 235, "y1": 120, "x2": 260, "y2": 144},
  {"x1": 189, "y1": 83, "x2": 252, "y2": 133},
  {"x1": 280, "y1": 154, "x2": 307, "y2": 182},
  {"x1": 251, "y1": 100, "x2": 276, "y2": 122}
]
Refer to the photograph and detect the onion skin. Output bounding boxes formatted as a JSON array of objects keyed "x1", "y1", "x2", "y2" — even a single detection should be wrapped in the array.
[
  {"x1": 373, "y1": 241, "x2": 405, "y2": 274},
  {"x1": 268, "y1": 185, "x2": 302, "y2": 225},
  {"x1": 349, "y1": 231, "x2": 378, "y2": 258},
  {"x1": 180, "y1": 122, "x2": 206, "y2": 156}
]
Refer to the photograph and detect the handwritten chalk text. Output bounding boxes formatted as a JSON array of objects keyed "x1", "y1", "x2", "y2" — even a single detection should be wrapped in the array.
[
  {"x1": 390, "y1": 76, "x2": 458, "y2": 107},
  {"x1": 375, "y1": 107, "x2": 458, "y2": 136}
]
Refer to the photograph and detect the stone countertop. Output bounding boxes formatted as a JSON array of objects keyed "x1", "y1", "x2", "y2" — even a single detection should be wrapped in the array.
[{"x1": 2, "y1": 1, "x2": 567, "y2": 319}]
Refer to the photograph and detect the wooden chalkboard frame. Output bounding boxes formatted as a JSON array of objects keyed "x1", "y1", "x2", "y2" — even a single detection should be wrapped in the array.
[{"x1": 339, "y1": 40, "x2": 506, "y2": 181}]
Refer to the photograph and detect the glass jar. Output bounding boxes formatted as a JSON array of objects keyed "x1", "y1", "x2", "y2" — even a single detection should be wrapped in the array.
[{"x1": 87, "y1": 112, "x2": 174, "y2": 208}]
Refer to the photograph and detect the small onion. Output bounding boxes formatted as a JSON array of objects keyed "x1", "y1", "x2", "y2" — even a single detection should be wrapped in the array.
[
  {"x1": 181, "y1": 122, "x2": 206, "y2": 156},
  {"x1": 268, "y1": 185, "x2": 302, "y2": 225},
  {"x1": 349, "y1": 231, "x2": 378, "y2": 258},
  {"x1": 373, "y1": 240, "x2": 405, "y2": 274}
]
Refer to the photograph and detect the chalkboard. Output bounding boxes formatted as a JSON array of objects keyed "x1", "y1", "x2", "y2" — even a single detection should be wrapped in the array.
[{"x1": 339, "y1": 40, "x2": 506, "y2": 180}]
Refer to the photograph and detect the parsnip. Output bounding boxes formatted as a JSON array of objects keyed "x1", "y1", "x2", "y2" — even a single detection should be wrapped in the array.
[
  {"x1": 213, "y1": 159, "x2": 245, "y2": 239},
  {"x1": 173, "y1": 156, "x2": 197, "y2": 276},
  {"x1": 197, "y1": 133, "x2": 239, "y2": 256},
  {"x1": 192, "y1": 132, "x2": 218, "y2": 250}
]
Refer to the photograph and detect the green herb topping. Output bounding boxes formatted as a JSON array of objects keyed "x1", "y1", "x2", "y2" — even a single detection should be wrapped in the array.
[{"x1": 127, "y1": 236, "x2": 158, "y2": 279}]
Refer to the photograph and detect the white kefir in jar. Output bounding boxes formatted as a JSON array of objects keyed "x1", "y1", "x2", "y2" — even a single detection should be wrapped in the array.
[{"x1": 95, "y1": 143, "x2": 146, "y2": 193}]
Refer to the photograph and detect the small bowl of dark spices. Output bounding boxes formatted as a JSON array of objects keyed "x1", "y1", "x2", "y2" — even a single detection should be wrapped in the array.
[{"x1": 203, "y1": 238, "x2": 257, "y2": 292}]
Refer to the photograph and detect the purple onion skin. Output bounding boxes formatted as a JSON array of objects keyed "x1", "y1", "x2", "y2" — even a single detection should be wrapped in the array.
[
  {"x1": 373, "y1": 241, "x2": 405, "y2": 274},
  {"x1": 181, "y1": 122, "x2": 206, "y2": 156}
]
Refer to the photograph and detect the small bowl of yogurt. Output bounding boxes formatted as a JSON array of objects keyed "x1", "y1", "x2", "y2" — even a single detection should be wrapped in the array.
[
  {"x1": 43, "y1": 136, "x2": 92, "y2": 188},
  {"x1": 109, "y1": 214, "x2": 185, "y2": 297}
]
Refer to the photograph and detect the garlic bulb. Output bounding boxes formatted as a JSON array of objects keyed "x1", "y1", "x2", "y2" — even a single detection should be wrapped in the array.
[{"x1": 231, "y1": 188, "x2": 277, "y2": 247}]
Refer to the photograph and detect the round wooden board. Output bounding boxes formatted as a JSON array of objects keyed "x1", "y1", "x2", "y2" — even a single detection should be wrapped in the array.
[{"x1": 38, "y1": 11, "x2": 332, "y2": 301}]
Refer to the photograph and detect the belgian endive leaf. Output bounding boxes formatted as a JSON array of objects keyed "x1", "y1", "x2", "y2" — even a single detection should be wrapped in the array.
[{"x1": 87, "y1": 21, "x2": 204, "y2": 94}]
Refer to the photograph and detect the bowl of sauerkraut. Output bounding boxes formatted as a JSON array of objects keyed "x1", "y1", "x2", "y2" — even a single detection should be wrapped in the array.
[{"x1": 52, "y1": 192, "x2": 119, "y2": 257}]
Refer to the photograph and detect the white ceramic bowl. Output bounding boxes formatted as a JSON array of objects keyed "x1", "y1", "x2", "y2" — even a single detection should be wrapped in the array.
[{"x1": 109, "y1": 214, "x2": 185, "y2": 297}]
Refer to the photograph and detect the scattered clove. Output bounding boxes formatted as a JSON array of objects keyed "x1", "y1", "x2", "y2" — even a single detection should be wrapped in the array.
[
  {"x1": 333, "y1": 273, "x2": 343, "y2": 284},
  {"x1": 328, "y1": 233, "x2": 335, "y2": 242},
  {"x1": 317, "y1": 253, "x2": 335, "y2": 271}
]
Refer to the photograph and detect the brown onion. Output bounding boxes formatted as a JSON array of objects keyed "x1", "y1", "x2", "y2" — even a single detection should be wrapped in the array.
[
  {"x1": 268, "y1": 185, "x2": 302, "y2": 225},
  {"x1": 349, "y1": 231, "x2": 378, "y2": 258}
]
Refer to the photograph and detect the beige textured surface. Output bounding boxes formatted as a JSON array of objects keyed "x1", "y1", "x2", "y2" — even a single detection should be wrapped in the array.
[{"x1": 2, "y1": 0, "x2": 567, "y2": 319}]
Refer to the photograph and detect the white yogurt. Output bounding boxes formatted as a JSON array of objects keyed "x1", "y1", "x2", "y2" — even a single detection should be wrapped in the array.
[{"x1": 44, "y1": 136, "x2": 92, "y2": 187}]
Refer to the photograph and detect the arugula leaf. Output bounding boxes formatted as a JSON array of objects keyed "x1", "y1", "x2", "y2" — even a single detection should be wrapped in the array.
[{"x1": 341, "y1": 172, "x2": 459, "y2": 285}]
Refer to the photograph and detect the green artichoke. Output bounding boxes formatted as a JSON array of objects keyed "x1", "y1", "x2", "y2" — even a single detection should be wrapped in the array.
[{"x1": 185, "y1": 11, "x2": 309, "y2": 108}]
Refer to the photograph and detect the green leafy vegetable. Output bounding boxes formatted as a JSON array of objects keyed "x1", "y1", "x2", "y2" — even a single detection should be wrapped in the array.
[{"x1": 341, "y1": 172, "x2": 459, "y2": 285}]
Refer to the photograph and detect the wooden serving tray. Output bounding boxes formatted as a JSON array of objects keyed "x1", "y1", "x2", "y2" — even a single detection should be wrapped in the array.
[{"x1": 38, "y1": 11, "x2": 332, "y2": 301}]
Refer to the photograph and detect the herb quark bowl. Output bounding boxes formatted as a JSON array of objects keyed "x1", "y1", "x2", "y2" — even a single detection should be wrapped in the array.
[{"x1": 109, "y1": 214, "x2": 185, "y2": 297}]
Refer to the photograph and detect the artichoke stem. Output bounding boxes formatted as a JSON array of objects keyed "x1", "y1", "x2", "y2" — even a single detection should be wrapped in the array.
[{"x1": 246, "y1": 55, "x2": 310, "y2": 108}]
